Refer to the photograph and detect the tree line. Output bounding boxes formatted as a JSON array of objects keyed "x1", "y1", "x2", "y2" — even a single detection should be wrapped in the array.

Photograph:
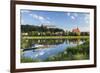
[{"x1": 21, "y1": 25, "x2": 89, "y2": 36}]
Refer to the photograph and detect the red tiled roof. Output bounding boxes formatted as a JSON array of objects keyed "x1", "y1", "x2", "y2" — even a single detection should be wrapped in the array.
[{"x1": 72, "y1": 27, "x2": 80, "y2": 33}]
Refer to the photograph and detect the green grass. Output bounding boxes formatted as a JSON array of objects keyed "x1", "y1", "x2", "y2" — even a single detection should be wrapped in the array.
[
  {"x1": 21, "y1": 57, "x2": 41, "y2": 63},
  {"x1": 22, "y1": 36, "x2": 89, "y2": 39},
  {"x1": 45, "y1": 40, "x2": 89, "y2": 61}
]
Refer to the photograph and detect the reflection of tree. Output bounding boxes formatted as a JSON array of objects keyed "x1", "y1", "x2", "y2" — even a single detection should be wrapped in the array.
[
  {"x1": 21, "y1": 38, "x2": 87, "y2": 49},
  {"x1": 65, "y1": 39, "x2": 80, "y2": 44},
  {"x1": 21, "y1": 39, "x2": 29, "y2": 49},
  {"x1": 66, "y1": 38, "x2": 87, "y2": 45}
]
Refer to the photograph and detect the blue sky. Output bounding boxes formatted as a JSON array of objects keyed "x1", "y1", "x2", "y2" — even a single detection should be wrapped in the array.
[{"x1": 21, "y1": 9, "x2": 90, "y2": 32}]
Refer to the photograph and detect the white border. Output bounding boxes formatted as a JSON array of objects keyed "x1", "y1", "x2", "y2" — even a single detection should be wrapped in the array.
[{"x1": 16, "y1": 5, "x2": 94, "y2": 69}]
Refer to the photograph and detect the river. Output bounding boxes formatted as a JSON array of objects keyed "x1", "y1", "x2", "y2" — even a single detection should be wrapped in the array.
[{"x1": 21, "y1": 38, "x2": 87, "y2": 61}]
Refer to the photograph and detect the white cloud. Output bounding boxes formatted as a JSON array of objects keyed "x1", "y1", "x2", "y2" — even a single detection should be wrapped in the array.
[
  {"x1": 71, "y1": 16, "x2": 75, "y2": 20},
  {"x1": 46, "y1": 21, "x2": 50, "y2": 23},
  {"x1": 21, "y1": 10, "x2": 30, "y2": 13},
  {"x1": 30, "y1": 14, "x2": 38, "y2": 19},
  {"x1": 80, "y1": 26, "x2": 89, "y2": 32},
  {"x1": 74, "y1": 13, "x2": 78, "y2": 17},
  {"x1": 86, "y1": 20, "x2": 89, "y2": 24},
  {"x1": 38, "y1": 16, "x2": 45, "y2": 20},
  {"x1": 85, "y1": 14, "x2": 89, "y2": 19},
  {"x1": 30, "y1": 14, "x2": 45, "y2": 21},
  {"x1": 47, "y1": 17, "x2": 50, "y2": 20},
  {"x1": 84, "y1": 14, "x2": 90, "y2": 24},
  {"x1": 67, "y1": 12, "x2": 71, "y2": 16},
  {"x1": 66, "y1": 12, "x2": 77, "y2": 20},
  {"x1": 30, "y1": 13, "x2": 51, "y2": 24},
  {"x1": 21, "y1": 19, "x2": 24, "y2": 24},
  {"x1": 33, "y1": 14, "x2": 38, "y2": 19},
  {"x1": 85, "y1": 15, "x2": 89, "y2": 20},
  {"x1": 40, "y1": 19, "x2": 51, "y2": 24}
]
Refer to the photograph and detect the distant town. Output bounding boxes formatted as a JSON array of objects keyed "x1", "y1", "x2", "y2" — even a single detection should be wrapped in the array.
[{"x1": 21, "y1": 24, "x2": 89, "y2": 36}]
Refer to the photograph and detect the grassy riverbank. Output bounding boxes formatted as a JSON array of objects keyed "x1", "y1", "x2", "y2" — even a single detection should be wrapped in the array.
[
  {"x1": 22, "y1": 36, "x2": 89, "y2": 39},
  {"x1": 45, "y1": 39, "x2": 89, "y2": 61},
  {"x1": 21, "y1": 57, "x2": 41, "y2": 63}
]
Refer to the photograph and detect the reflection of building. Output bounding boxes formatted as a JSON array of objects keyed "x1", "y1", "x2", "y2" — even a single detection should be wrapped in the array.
[{"x1": 72, "y1": 27, "x2": 80, "y2": 35}]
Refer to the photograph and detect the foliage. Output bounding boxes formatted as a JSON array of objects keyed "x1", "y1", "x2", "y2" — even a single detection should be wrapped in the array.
[
  {"x1": 21, "y1": 57, "x2": 41, "y2": 63},
  {"x1": 21, "y1": 25, "x2": 64, "y2": 36},
  {"x1": 21, "y1": 25, "x2": 89, "y2": 36},
  {"x1": 45, "y1": 40, "x2": 89, "y2": 61}
]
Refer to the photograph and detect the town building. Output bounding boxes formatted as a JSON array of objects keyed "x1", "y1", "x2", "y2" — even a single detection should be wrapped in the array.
[{"x1": 72, "y1": 27, "x2": 80, "y2": 35}]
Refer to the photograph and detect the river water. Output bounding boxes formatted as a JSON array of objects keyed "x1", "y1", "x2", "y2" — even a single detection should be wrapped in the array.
[{"x1": 21, "y1": 39, "x2": 86, "y2": 61}]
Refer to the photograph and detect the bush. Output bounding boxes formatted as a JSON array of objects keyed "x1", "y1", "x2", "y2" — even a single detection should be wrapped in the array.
[
  {"x1": 45, "y1": 40, "x2": 89, "y2": 61},
  {"x1": 21, "y1": 57, "x2": 41, "y2": 63}
]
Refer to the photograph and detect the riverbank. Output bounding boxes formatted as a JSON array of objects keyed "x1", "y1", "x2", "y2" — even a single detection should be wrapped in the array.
[
  {"x1": 45, "y1": 39, "x2": 89, "y2": 61},
  {"x1": 22, "y1": 36, "x2": 89, "y2": 39}
]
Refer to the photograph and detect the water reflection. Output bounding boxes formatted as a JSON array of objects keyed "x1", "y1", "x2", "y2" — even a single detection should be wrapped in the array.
[
  {"x1": 21, "y1": 38, "x2": 87, "y2": 61},
  {"x1": 21, "y1": 38, "x2": 86, "y2": 49}
]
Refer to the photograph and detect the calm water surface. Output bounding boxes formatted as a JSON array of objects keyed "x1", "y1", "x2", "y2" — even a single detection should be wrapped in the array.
[{"x1": 21, "y1": 39, "x2": 86, "y2": 60}]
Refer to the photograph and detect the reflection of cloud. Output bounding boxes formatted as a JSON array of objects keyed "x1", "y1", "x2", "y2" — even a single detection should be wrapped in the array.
[
  {"x1": 34, "y1": 54, "x2": 38, "y2": 57},
  {"x1": 39, "y1": 51, "x2": 45, "y2": 55}
]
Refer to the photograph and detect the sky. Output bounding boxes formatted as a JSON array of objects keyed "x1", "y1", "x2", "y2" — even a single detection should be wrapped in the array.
[{"x1": 20, "y1": 9, "x2": 90, "y2": 32}]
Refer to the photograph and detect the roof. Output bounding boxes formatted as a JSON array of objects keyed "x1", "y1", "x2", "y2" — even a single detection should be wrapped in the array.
[{"x1": 72, "y1": 27, "x2": 80, "y2": 33}]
